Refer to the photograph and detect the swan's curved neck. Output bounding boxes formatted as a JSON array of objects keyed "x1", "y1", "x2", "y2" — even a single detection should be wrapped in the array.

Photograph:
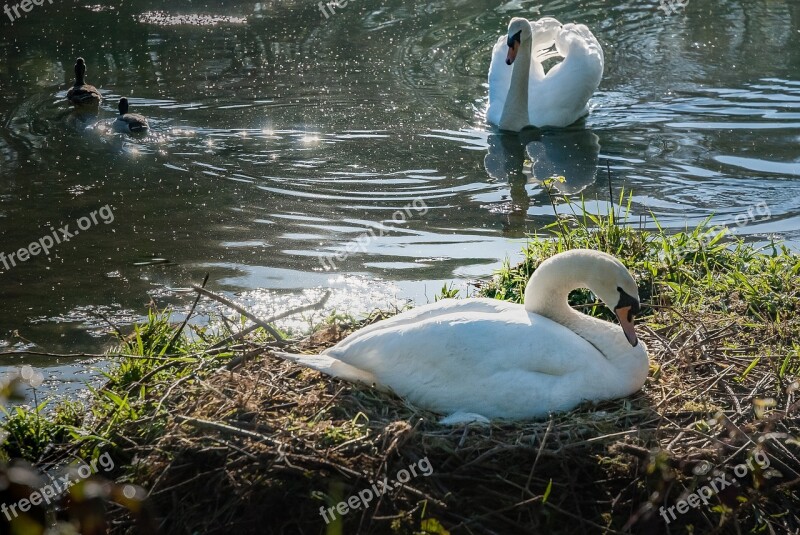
[
  {"x1": 524, "y1": 253, "x2": 620, "y2": 359},
  {"x1": 499, "y1": 39, "x2": 531, "y2": 131}
]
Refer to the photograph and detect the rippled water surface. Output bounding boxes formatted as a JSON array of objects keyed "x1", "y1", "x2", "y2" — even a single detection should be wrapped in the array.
[{"x1": 1, "y1": 0, "x2": 799, "y2": 390}]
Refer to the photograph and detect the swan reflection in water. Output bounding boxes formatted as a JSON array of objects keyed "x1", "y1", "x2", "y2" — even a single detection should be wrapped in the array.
[{"x1": 484, "y1": 127, "x2": 601, "y2": 232}]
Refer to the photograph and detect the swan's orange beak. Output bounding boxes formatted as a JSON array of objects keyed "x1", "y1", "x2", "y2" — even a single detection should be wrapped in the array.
[
  {"x1": 615, "y1": 306, "x2": 638, "y2": 347},
  {"x1": 506, "y1": 41, "x2": 519, "y2": 65}
]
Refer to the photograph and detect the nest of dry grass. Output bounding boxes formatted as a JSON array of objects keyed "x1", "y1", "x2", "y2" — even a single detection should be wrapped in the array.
[{"x1": 94, "y1": 303, "x2": 800, "y2": 535}]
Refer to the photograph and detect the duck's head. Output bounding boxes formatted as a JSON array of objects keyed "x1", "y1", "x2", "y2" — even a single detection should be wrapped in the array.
[
  {"x1": 588, "y1": 255, "x2": 642, "y2": 347},
  {"x1": 74, "y1": 58, "x2": 87, "y2": 83},
  {"x1": 118, "y1": 97, "x2": 129, "y2": 115},
  {"x1": 505, "y1": 18, "x2": 531, "y2": 65}
]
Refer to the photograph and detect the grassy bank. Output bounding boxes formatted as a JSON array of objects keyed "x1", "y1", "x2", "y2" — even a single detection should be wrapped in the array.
[{"x1": 2, "y1": 195, "x2": 799, "y2": 534}]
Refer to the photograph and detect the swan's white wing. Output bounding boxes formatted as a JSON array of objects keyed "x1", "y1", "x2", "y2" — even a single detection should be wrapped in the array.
[
  {"x1": 323, "y1": 307, "x2": 609, "y2": 418},
  {"x1": 546, "y1": 23, "x2": 604, "y2": 81},
  {"x1": 529, "y1": 23, "x2": 604, "y2": 127},
  {"x1": 487, "y1": 35, "x2": 512, "y2": 126},
  {"x1": 530, "y1": 17, "x2": 563, "y2": 60},
  {"x1": 328, "y1": 298, "x2": 519, "y2": 343},
  {"x1": 560, "y1": 22, "x2": 604, "y2": 64},
  {"x1": 327, "y1": 307, "x2": 594, "y2": 376}
]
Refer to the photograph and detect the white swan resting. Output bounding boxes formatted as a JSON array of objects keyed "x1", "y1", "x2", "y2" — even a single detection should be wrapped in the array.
[
  {"x1": 276, "y1": 249, "x2": 649, "y2": 424},
  {"x1": 487, "y1": 17, "x2": 604, "y2": 131}
]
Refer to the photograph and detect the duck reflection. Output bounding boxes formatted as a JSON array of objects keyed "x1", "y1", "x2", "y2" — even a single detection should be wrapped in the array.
[
  {"x1": 64, "y1": 108, "x2": 100, "y2": 132},
  {"x1": 484, "y1": 127, "x2": 600, "y2": 232}
]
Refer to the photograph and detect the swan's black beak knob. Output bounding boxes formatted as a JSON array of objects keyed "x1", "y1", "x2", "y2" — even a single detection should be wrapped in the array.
[
  {"x1": 615, "y1": 289, "x2": 641, "y2": 347},
  {"x1": 506, "y1": 30, "x2": 522, "y2": 65},
  {"x1": 506, "y1": 41, "x2": 519, "y2": 65}
]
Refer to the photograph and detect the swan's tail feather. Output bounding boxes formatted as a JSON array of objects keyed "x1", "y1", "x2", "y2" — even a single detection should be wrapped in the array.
[
  {"x1": 439, "y1": 412, "x2": 491, "y2": 426},
  {"x1": 272, "y1": 351, "x2": 378, "y2": 386}
]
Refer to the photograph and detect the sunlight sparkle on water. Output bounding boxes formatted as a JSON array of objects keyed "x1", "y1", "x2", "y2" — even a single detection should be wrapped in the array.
[
  {"x1": 211, "y1": 279, "x2": 406, "y2": 336},
  {"x1": 136, "y1": 12, "x2": 247, "y2": 26}
]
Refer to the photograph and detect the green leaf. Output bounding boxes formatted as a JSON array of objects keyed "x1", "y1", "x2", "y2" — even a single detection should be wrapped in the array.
[
  {"x1": 741, "y1": 356, "x2": 761, "y2": 380},
  {"x1": 542, "y1": 478, "x2": 553, "y2": 504},
  {"x1": 420, "y1": 518, "x2": 451, "y2": 535}
]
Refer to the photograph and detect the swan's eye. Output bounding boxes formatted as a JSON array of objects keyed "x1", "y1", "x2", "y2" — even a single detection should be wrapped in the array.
[
  {"x1": 507, "y1": 30, "x2": 522, "y2": 48},
  {"x1": 615, "y1": 287, "x2": 640, "y2": 314}
]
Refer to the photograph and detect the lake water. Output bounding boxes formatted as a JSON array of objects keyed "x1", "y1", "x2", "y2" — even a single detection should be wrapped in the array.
[{"x1": 1, "y1": 0, "x2": 799, "y2": 396}]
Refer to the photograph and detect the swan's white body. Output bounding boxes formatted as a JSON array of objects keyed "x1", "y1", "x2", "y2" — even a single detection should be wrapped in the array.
[
  {"x1": 487, "y1": 17, "x2": 604, "y2": 131},
  {"x1": 277, "y1": 250, "x2": 649, "y2": 424}
]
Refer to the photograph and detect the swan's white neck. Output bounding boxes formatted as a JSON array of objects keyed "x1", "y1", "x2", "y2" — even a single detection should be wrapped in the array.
[
  {"x1": 524, "y1": 252, "x2": 627, "y2": 361},
  {"x1": 499, "y1": 39, "x2": 531, "y2": 132}
]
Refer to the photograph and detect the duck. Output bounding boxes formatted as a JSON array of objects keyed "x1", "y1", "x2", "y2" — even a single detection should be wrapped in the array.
[
  {"x1": 66, "y1": 58, "x2": 102, "y2": 107},
  {"x1": 276, "y1": 249, "x2": 649, "y2": 424},
  {"x1": 113, "y1": 98, "x2": 149, "y2": 133},
  {"x1": 487, "y1": 17, "x2": 604, "y2": 131}
]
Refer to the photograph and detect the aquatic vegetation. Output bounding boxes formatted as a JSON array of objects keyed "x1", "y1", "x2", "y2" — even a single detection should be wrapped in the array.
[{"x1": 481, "y1": 188, "x2": 800, "y2": 325}]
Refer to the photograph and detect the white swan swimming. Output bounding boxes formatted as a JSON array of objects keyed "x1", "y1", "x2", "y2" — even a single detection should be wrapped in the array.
[
  {"x1": 277, "y1": 249, "x2": 649, "y2": 424},
  {"x1": 487, "y1": 17, "x2": 604, "y2": 131}
]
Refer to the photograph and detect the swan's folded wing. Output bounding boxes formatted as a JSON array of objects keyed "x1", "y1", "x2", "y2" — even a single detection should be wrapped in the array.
[
  {"x1": 531, "y1": 17, "x2": 563, "y2": 60},
  {"x1": 557, "y1": 23, "x2": 604, "y2": 67},
  {"x1": 319, "y1": 311, "x2": 611, "y2": 419},
  {"x1": 533, "y1": 23, "x2": 603, "y2": 120},
  {"x1": 329, "y1": 298, "x2": 517, "y2": 342},
  {"x1": 487, "y1": 35, "x2": 511, "y2": 126},
  {"x1": 324, "y1": 309, "x2": 598, "y2": 379}
]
